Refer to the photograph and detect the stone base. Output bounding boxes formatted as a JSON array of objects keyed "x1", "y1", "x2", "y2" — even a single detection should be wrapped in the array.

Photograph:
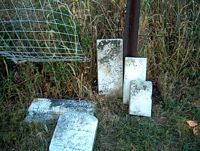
[
  {"x1": 129, "y1": 80, "x2": 152, "y2": 117},
  {"x1": 25, "y1": 98, "x2": 96, "y2": 122},
  {"x1": 49, "y1": 112, "x2": 98, "y2": 151},
  {"x1": 123, "y1": 57, "x2": 147, "y2": 104},
  {"x1": 97, "y1": 39, "x2": 123, "y2": 97}
]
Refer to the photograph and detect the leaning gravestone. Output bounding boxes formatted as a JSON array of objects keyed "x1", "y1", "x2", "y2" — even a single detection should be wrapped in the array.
[
  {"x1": 49, "y1": 112, "x2": 98, "y2": 151},
  {"x1": 97, "y1": 39, "x2": 123, "y2": 97}
]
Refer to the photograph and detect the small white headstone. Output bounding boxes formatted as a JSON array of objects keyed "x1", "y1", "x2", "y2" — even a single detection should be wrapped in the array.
[
  {"x1": 123, "y1": 57, "x2": 147, "y2": 104},
  {"x1": 49, "y1": 112, "x2": 98, "y2": 151},
  {"x1": 97, "y1": 39, "x2": 123, "y2": 97},
  {"x1": 129, "y1": 80, "x2": 152, "y2": 117}
]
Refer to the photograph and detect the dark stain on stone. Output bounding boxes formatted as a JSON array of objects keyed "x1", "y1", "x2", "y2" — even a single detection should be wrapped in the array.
[
  {"x1": 97, "y1": 39, "x2": 122, "y2": 64},
  {"x1": 49, "y1": 99, "x2": 96, "y2": 114}
]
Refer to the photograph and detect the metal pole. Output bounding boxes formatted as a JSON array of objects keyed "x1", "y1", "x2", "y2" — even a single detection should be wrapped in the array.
[{"x1": 123, "y1": 0, "x2": 140, "y2": 57}]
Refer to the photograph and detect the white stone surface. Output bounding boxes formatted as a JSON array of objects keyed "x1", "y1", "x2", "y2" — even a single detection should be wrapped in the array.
[
  {"x1": 97, "y1": 39, "x2": 123, "y2": 97},
  {"x1": 49, "y1": 112, "x2": 98, "y2": 151},
  {"x1": 129, "y1": 80, "x2": 152, "y2": 117},
  {"x1": 25, "y1": 98, "x2": 96, "y2": 122},
  {"x1": 123, "y1": 57, "x2": 147, "y2": 104}
]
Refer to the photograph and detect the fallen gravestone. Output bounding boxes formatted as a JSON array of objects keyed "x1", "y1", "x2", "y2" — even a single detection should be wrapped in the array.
[
  {"x1": 25, "y1": 98, "x2": 96, "y2": 122},
  {"x1": 25, "y1": 98, "x2": 98, "y2": 151},
  {"x1": 49, "y1": 112, "x2": 98, "y2": 151}
]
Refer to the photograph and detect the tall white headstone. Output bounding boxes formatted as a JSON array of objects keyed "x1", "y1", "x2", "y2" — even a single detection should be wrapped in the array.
[
  {"x1": 97, "y1": 39, "x2": 123, "y2": 97},
  {"x1": 123, "y1": 57, "x2": 147, "y2": 104}
]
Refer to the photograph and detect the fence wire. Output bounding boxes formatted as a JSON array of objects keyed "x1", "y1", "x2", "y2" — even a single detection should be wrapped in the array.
[{"x1": 0, "y1": 0, "x2": 88, "y2": 63}]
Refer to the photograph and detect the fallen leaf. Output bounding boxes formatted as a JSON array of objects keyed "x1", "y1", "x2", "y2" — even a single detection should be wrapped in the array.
[
  {"x1": 186, "y1": 120, "x2": 198, "y2": 128},
  {"x1": 14, "y1": 72, "x2": 22, "y2": 83},
  {"x1": 160, "y1": 116, "x2": 167, "y2": 120},
  {"x1": 193, "y1": 127, "x2": 199, "y2": 136},
  {"x1": 193, "y1": 100, "x2": 200, "y2": 107}
]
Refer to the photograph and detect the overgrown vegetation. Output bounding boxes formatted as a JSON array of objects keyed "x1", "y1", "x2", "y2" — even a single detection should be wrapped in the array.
[{"x1": 0, "y1": 0, "x2": 199, "y2": 150}]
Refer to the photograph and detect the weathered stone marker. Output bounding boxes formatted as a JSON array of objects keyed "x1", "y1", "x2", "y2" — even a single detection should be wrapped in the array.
[
  {"x1": 49, "y1": 112, "x2": 98, "y2": 151},
  {"x1": 25, "y1": 98, "x2": 98, "y2": 151},
  {"x1": 123, "y1": 57, "x2": 147, "y2": 104},
  {"x1": 97, "y1": 39, "x2": 123, "y2": 97},
  {"x1": 129, "y1": 80, "x2": 152, "y2": 117},
  {"x1": 25, "y1": 98, "x2": 96, "y2": 122}
]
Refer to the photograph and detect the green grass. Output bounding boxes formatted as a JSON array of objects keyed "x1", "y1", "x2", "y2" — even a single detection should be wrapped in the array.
[
  {"x1": 0, "y1": 95, "x2": 199, "y2": 150},
  {"x1": 94, "y1": 96, "x2": 200, "y2": 151},
  {"x1": 0, "y1": 0, "x2": 200, "y2": 150}
]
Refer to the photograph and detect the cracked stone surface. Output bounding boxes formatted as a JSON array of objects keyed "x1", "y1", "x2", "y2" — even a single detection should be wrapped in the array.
[
  {"x1": 123, "y1": 57, "x2": 147, "y2": 104},
  {"x1": 49, "y1": 112, "x2": 98, "y2": 151},
  {"x1": 97, "y1": 39, "x2": 123, "y2": 97},
  {"x1": 129, "y1": 80, "x2": 152, "y2": 117},
  {"x1": 25, "y1": 98, "x2": 96, "y2": 122}
]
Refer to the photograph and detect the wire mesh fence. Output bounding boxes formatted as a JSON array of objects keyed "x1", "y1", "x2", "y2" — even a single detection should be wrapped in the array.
[{"x1": 0, "y1": 0, "x2": 88, "y2": 63}]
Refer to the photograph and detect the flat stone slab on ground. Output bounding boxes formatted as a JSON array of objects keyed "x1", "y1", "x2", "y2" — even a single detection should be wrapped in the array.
[
  {"x1": 25, "y1": 98, "x2": 96, "y2": 122},
  {"x1": 49, "y1": 112, "x2": 98, "y2": 151},
  {"x1": 123, "y1": 57, "x2": 147, "y2": 104},
  {"x1": 129, "y1": 80, "x2": 152, "y2": 117},
  {"x1": 97, "y1": 39, "x2": 123, "y2": 97}
]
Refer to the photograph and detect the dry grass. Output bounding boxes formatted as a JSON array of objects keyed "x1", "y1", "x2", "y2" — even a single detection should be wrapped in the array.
[{"x1": 0, "y1": 0, "x2": 200, "y2": 150}]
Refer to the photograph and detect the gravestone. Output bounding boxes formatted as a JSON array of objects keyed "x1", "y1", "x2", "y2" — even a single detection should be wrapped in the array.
[
  {"x1": 129, "y1": 80, "x2": 152, "y2": 117},
  {"x1": 25, "y1": 98, "x2": 96, "y2": 122},
  {"x1": 25, "y1": 98, "x2": 98, "y2": 151},
  {"x1": 97, "y1": 39, "x2": 123, "y2": 97},
  {"x1": 123, "y1": 57, "x2": 147, "y2": 104},
  {"x1": 49, "y1": 112, "x2": 98, "y2": 151}
]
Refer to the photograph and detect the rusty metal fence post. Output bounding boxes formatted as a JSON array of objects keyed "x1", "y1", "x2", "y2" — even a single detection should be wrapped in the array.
[{"x1": 123, "y1": 0, "x2": 140, "y2": 58}]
